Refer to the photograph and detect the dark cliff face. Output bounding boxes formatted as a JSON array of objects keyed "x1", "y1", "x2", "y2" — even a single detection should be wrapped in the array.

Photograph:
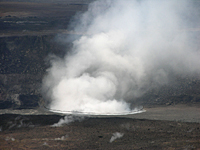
[
  {"x1": 0, "y1": 1, "x2": 90, "y2": 109},
  {"x1": 1, "y1": 36, "x2": 43, "y2": 74},
  {"x1": 0, "y1": 34, "x2": 70, "y2": 109},
  {"x1": 0, "y1": 35, "x2": 63, "y2": 74}
]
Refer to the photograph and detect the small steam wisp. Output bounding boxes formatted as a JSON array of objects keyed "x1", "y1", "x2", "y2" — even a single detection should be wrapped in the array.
[{"x1": 43, "y1": 0, "x2": 200, "y2": 115}]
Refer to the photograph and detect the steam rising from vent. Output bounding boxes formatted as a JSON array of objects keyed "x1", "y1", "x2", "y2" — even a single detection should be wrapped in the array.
[
  {"x1": 52, "y1": 115, "x2": 84, "y2": 127},
  {"x1": 110, "y1": 132, "x2": 124, "y2": 143},
  {"x1": 42, "y1": 0, "x2": 200, "y2": 115}
]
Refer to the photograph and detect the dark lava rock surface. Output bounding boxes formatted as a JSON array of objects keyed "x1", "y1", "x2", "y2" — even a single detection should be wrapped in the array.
[{"x1": 0, "y1": 114, "x2": 200, "y2": 149}]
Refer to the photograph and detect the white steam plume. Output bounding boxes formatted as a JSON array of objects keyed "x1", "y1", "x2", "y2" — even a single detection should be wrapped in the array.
[
  {"x1": 52, "y1": 115, "x2": 84, "y2": 127},
  {"x1": 42, "y1": 0, "x2": 200, "y2": 115},
  {"x1": 110, "y1": 132, "x2": 124, "y2": 143}
]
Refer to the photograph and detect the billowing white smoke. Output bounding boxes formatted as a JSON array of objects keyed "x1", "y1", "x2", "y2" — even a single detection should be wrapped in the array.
[
  {"x1": 43, "y1": 0, "x2": 200, "y2": 115},
  {"x1": 110, "y1": 132, "x2": 124, "y2": 143},
  {"x1": 52, "y1": 115, "x2": 84, "y2": 127}
]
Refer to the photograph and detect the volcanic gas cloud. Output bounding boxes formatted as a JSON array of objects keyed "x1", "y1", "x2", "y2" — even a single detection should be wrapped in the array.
[{"x1": 42, "y1": 0, "x2": 200, "y2": 115}]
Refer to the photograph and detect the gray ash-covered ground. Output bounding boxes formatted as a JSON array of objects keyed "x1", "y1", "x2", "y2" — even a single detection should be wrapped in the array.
[
  {"x1": 0, "y1": 114, "x2": 200, "y2": 149},
  {"x1": 0, "y1": 1, "x2": 200, "y2": 149}
]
